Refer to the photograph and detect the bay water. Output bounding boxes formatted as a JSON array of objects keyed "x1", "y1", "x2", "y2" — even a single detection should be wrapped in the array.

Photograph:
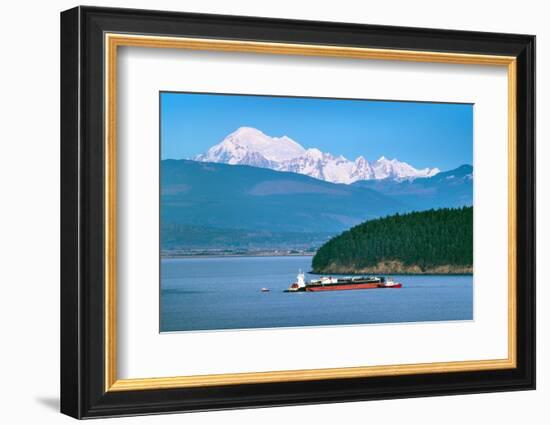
[{"x1": 160, "y1": 255, "x2": 473, "y2": 332}]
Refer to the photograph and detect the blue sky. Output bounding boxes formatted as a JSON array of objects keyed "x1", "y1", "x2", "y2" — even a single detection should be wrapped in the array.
[{"x1": 160, "y1": 92, "x2": 472, "y2": 171}]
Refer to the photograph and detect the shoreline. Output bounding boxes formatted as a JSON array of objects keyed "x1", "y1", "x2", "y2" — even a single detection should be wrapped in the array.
[
  {"x1": 161, "y1": 252, "x2": 315, "y2": 259},
  {"x1": 160, "y1": 254, "x2": 473, "y2": 276},
  {"x1": 309, "y1": 271, "x2": 473, "y2": 276},
  {"x1": 311, "y1": 260, "x2": 472, "y2": 275}
]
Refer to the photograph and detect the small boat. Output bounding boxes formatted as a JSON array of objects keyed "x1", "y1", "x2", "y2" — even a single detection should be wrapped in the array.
[
  {"x1": 261, "y1": 287, "x2": 270, "y2": 292},
  {"x1": 284, "y1": 271, "x2": 402, "y2": 292},
  {"x1": 380, "y1": 277, "x2": 402, "y2": 289}
]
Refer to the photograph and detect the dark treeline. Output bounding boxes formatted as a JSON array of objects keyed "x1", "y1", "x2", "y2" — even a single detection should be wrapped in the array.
[{"x1": 312, "y1": 207, "x2": 473, "y2": 273}]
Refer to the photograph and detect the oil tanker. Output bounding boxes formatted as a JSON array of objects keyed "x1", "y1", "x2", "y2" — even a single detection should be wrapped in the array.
[{"x1": 284, "y1": 271, "x2": 402, "y2": 292}]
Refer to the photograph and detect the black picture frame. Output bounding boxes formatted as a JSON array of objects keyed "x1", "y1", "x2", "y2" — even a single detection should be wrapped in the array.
[{"x1": 61, "y1": 5, "x2": 535, "y2": 419}]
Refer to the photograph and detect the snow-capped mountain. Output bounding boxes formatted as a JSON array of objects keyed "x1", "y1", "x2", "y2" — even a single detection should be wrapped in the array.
[
  {"x1": 195, "y1": 126, "x2": 305, "y2": 165},
  {"x1": 195, "y1": 127, "x2": 439, "y2": 184},
  {"x1": 371, "y1": 156, "x2": 439, "y2": 180}
]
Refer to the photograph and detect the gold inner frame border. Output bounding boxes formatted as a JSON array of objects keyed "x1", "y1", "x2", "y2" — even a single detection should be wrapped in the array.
[{"x1": 104, "y1": 33, "x2": 517, "y2": 392}]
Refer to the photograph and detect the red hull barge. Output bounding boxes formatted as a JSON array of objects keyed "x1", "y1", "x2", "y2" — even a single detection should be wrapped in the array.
[
  {"x1": 285, "y1": 271, "x2": 402, "y2": 292},
  {"x1": 306, "y1": 283, "x2": 379, "y2": 291}
]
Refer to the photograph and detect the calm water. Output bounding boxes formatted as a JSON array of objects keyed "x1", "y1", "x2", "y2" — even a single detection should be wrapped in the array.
[{"x1": 160, "y1": 256, "x2": 473, "y2": 332}]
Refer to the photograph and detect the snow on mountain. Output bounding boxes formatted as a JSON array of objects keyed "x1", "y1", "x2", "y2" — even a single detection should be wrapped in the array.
[
  {"x1": 195, "y1": 127, "x2": 440, "y2": 184},
  {"x1": 195, "y1": 127, "x2": 305, "y2": 165},
  {"x1": 372, "y1": 156, "x2": 440, "y2": 180}
]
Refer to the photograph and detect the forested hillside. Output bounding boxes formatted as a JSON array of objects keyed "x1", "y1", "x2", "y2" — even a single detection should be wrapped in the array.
[{"x1": 312, "y1": 207, "x2": 473, "y2": 274}]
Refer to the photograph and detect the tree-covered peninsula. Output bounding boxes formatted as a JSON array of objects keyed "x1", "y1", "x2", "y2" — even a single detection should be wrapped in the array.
[{"x1": 311, "y1": 207, "x2": 473, "y2": 274}]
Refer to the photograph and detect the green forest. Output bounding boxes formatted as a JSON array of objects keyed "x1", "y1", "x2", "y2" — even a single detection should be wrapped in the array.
[{"x1": 311, "y1": 207, "x2": 473, "y2": 274}]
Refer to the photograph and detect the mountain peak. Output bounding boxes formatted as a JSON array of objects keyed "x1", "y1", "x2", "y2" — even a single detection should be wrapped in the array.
[
  {"x1": 305, "y1": 147, "x2": 324, "y2": 159},
  {"x1": 198, "y1": 127, "x2": 305, "y2": 164},
  {"x1": 195, "y1": 127, "x2": 440, "y2": 184},
  {"x1": 229, "y1": 126, "x2": 266, "y2": 138}
]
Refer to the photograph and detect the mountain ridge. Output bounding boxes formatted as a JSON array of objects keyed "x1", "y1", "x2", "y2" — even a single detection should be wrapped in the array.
[
  {"x1": 353, "y1": 164, "x2": 473, "y2": 210},
  {"x1": 162, "y1": 159, "x2": 405, "y2": 234},
  {"x1": 195, "y1": 127, "x2": 440, "y2": 184},
  {"x1": 161, "y1": 160, "x2": 472, "y2": 251}
]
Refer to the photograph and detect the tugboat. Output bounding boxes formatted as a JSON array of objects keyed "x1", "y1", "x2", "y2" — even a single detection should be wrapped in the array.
[{"x1": 284, "y1": 271, "x2": 402, "y2": 292}]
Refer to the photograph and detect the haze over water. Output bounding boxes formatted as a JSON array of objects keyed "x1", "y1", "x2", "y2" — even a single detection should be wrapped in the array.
[{"x1": 160, "y1": 256, "x2": 473, "y2": 332}]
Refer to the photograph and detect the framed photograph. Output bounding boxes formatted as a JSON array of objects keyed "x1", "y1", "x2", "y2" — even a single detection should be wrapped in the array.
[{"x1": 60, "y1": 6, "x2": 535, "y2": 419}]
